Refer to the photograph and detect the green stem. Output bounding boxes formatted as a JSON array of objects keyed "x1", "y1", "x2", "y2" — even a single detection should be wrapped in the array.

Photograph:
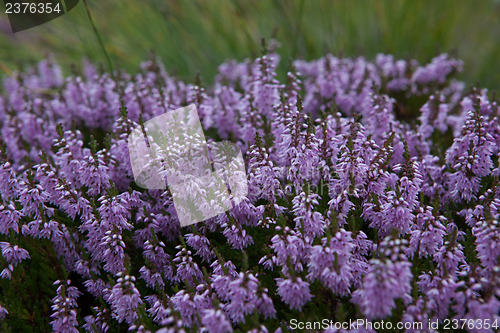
[{"x1": 82, "y1": 0, "x2": 114, "y2": 74}]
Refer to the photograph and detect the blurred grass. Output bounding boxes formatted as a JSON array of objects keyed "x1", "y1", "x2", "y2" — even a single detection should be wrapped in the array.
[{"x1": 0, "y1": 0, "x2": 500, "y2": 90}]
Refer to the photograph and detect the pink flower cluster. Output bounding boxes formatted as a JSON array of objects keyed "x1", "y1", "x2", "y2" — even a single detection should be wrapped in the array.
[{"x1": 0, "y1": 50, "x2": 499, "y2": 332}]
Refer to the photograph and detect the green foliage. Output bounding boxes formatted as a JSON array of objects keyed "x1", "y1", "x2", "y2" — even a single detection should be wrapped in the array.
[
  {"x1": 0, "y1": 236, "x2": 63, "y2": 332},
  {"x1": 1, "y1": 0, "x2": 500, "y2": 90}
]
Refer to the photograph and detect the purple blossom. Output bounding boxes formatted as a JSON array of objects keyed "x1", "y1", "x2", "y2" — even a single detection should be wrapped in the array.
[
  {"x1": 351, "y1": 237, "x2": 413, "y2": 319},
  {"x1": 50, "y1": 280, "x2": 81, "y2": 333},
  {"x1": 276, "y1": 277, "x2": 312, "y2": 310},
  {"x1": 445, "y1": 103, "x2": 496, "y2": 202},
  {"x1": 0, "y1": 241, "x2": 29, "y2": 279},
  {"x1": 0, "y1": 203, "x2": 23, "y2": 234},
  {"x1": 201, "y1": 309, "x2": 233, "y2": 333},
  {"x1": 292, "y1": 190, "x2": 325, "y2": 237},
  {"x1": 407, "y1": 205, "x2": 447, "y2": 258},
  {"x1": 0, "y1": 50, "x2": 499, "y2": 332},
  {"x1": 268, "y1": 225, "x2": 310, "y2": 274},
  {"x1": 0, "y1": 162, "x2": 19, "y2": 201},
  {"x1": 106, "y1": 273, "x2": 143, "y2": 325},
  {"x1": 307, "y1": 229, "x2": 360, "y2": 296}
]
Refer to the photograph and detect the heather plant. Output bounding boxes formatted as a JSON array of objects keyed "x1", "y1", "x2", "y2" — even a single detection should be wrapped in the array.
[{"x1": 0, "y1": 46, "x2": 499, "y2": 332}]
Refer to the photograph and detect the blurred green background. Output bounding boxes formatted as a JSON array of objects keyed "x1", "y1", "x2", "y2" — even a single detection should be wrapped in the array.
[{"x1": 1, "y1": 0, "x2": 500, "y2": 90}]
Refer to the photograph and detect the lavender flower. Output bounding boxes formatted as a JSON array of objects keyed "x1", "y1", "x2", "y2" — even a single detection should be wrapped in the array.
[
  {"x1": 201, "y1": 309, "x2": 233, "y2": 333},
  {"x1": 106, "y1": 273, "x2": 143, "y2": 325},
  {"x1": 50, "y1": 280, "x2": 81, "y2": 333},
  {"x1": 276, "y1": 277, "x2": 312, "y2": 310},
  {"x1": 0, "y1": 50, "x2": 499, "y2": 332},
  {"x1": 351, "y1": 237, "x2": 412, "y2": 319},
  {"x1": 0, "y1": 241, "x2": 29, "y2": 279}
]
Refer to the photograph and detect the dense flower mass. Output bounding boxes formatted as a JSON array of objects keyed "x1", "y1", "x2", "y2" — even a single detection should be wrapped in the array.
[{"x1": 0, "y1": 49, "x2": 499, "y2": 332}]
